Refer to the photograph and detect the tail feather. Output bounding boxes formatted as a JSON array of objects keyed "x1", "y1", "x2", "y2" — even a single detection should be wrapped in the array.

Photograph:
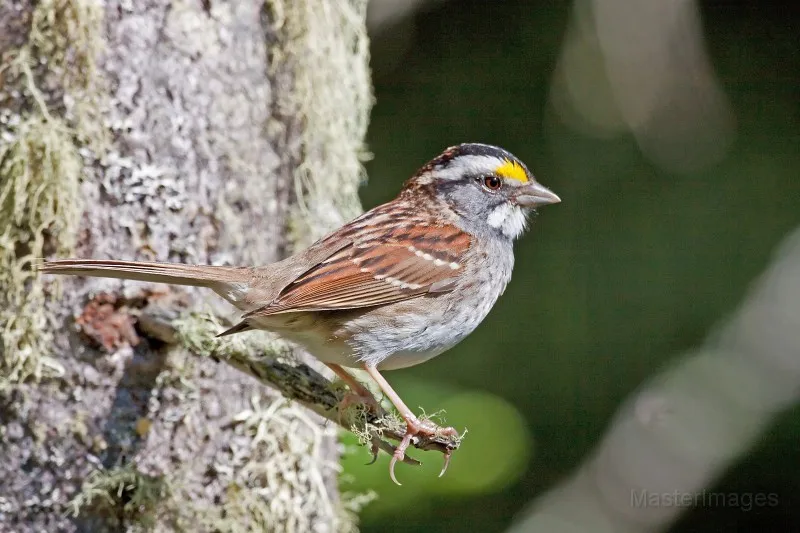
[{"x1": 39, "y1": 259, "x2": 251, "y2": 289}]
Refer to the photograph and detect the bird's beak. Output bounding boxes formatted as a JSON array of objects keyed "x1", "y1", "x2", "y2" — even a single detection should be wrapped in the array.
[{"x1": 514, "y1": 181, "x2": 561, "y2": 207}]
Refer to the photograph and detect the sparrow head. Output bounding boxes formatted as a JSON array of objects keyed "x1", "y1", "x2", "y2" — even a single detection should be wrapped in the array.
[{"x1": 406, "y1": 143, "x2": 561, "y2": 240}]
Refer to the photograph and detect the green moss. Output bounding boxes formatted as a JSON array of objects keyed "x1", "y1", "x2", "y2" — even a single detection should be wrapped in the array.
[
  {"x1": 263, "y1": 0, "x2": 372, "y2": 248},
  {"x1": 0, "y1": 115, "x2": 81, "y2": 384},
  {"x1": 26, "y1": 0, "x2": 108, "y2": 146},
  {"x1": 173, "y1": 312, "x2": 291, "y2": 361},
  {"x1": 0, "y1": 0, "x2": 105, "y2": 386},
  {"x1": 70, "y1": 465, "x2": 171, "y2": 529}
]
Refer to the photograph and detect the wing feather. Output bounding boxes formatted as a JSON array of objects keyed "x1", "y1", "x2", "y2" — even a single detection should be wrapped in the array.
[{"x1": 245, "y1": 208, "x2": 472, "y2": 317}]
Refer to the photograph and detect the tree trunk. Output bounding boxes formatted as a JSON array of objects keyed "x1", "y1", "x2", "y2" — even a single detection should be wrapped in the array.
[{"x1": 0, "y1": 1, "x2": 371, "y2": 531}]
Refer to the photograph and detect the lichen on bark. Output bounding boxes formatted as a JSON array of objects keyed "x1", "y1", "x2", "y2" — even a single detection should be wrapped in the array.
[
  {"x1": 0, "y1": 0, "x2": 105, "y2": 385},
  {"x1": 263, "y1": 0, "x2": 372, "y2": 248}
]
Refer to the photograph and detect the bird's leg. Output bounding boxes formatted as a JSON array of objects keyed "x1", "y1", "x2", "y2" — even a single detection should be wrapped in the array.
[
  {"x1": 363, "y1": 364, "x2": 459, "y2": 485},
  {"x1": 325, "y1": 363, "x2": 380, "y2": 421}
]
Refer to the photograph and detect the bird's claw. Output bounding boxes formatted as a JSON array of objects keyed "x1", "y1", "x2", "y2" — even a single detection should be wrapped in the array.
[
  {"x1": 388, "y1": 418, "x2": 459, "y2": 485},
  {"x1": 439, "y1": 449, "x2": 453, "y2": 478},
  {"x1": 389, "y1": 432, "x2": 415, "y2": 485},
  {"x1": 366, "y1": 438, "x2": 380, "y2": 466}
]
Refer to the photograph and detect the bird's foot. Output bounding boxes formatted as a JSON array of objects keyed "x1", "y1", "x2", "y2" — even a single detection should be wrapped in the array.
[
  {"x1": 389, "y1": 417, "x2": 459, "y2": 485},
  {"x1": 337, "y1": 389, "x2": 381, "y2": 426}
]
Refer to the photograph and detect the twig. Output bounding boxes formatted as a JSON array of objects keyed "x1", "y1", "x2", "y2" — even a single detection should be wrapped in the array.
[{"x1": 136, "y1": 306, "x2": 461, "y2": 465}]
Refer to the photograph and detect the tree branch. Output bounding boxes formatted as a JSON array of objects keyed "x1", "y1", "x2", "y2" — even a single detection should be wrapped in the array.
[{"x1": 136, "y1": 305, "x2": 462, "y2": 466}]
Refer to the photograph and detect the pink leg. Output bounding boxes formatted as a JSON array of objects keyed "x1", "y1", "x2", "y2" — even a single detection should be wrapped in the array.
[
  {"x1": 325, "y1": 363, "x2": 380, "y2": 420},
  {"x1": 363, "y1": 364, "x2": 458, "y2": 485}
]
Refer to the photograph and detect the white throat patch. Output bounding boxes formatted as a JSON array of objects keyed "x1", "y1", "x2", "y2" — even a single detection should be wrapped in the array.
[{"x1": 487, "y1": 203, "x2": 528, "y2": 239}]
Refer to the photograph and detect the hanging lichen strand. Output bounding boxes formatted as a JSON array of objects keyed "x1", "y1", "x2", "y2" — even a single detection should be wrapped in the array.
[
  {"x1": 0, "y1": 0, "x2": 105, "y2": 385},
  {"x1": 264, "y1": 0, "x2": 372, "y2": 249}
]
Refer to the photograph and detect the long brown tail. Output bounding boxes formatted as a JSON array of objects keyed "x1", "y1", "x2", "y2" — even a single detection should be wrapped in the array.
[{"x1": 39, "y1": 259, "x2": 251, "y2": 288}]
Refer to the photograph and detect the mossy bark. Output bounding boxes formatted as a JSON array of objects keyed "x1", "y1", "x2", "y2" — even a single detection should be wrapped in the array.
[{"x1": 0, "y1": 1, "x2": 371, "y2": 531}]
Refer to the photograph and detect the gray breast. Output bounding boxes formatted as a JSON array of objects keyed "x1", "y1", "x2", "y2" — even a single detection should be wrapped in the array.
[{"x1": 348, "y1": 237, "x2": 515, "y2": 370}]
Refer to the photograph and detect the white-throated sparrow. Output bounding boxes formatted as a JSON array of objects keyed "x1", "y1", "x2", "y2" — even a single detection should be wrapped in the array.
[{"x1": 41, "y1": 143, "x2": 560, "y2": 484}]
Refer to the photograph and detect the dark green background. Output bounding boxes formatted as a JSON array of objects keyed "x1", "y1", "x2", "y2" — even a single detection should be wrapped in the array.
[{"x1": 346, "y1": 0, "x2": 799, "y2": 531}]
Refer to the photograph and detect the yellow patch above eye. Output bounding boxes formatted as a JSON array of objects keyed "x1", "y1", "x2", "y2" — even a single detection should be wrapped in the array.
[{"x1": 494, "y1": 159, "x2": 528, "y2": 183}]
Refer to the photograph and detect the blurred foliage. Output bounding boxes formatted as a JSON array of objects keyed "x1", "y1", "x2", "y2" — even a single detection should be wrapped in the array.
[{"x1": 350, "y1": 0, "x2": 799, "y2": 531}]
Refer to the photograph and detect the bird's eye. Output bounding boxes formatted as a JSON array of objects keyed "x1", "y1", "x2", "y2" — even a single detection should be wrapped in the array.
[{"x1": 483, "y1": 175, "x2": 502, "y2": 190}]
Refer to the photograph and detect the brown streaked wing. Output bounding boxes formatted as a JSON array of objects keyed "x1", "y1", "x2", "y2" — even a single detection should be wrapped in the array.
[{"x1": 244, "y1": 218, "x2": 472, "y2": 316}]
